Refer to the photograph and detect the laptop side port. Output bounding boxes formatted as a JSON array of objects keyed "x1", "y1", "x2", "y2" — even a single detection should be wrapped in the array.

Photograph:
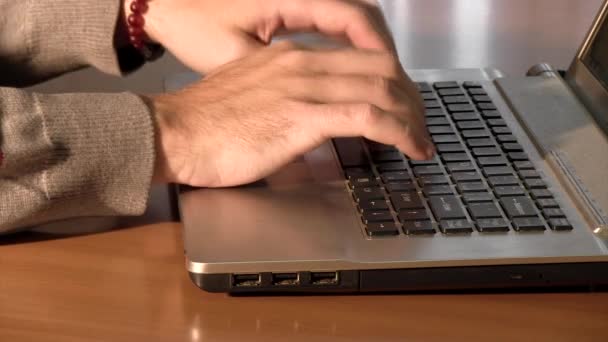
[
  {"x1": 272, "y1": 273, "x2": 300, "y2": 286},
  {"x1": 232, "y1": 274, "x2": 261, "y2": 287},
  {"x1": 310, "y1": 271, "x2": 339, "y2": 285}
]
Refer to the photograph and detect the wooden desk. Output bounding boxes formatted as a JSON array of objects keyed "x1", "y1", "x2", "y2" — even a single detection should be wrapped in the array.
[{"x1": 3, "y1": 0, "x2": 608, "y2": 341}]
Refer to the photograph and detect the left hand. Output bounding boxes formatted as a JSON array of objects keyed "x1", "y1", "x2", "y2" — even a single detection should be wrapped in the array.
[{"x1": 127, "y1": 0, "x2": 396, "y2": 74}]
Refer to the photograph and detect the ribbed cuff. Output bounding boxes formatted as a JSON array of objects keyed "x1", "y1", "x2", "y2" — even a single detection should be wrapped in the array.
[
  {"x1": 27, "y1": 0, "x2": 143, "y2": 76},
  {"x1": 33, "y1": 92, "x2": 155, "y2": 217}
]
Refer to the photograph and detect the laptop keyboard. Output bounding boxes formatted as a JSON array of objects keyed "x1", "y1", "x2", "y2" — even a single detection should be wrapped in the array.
[{"x1": 333, "y1": 81, "x2": 574, "y2": 237}]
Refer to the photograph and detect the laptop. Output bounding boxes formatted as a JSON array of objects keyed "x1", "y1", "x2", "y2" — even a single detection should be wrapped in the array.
[{"x1": 169, "y1": 1, "x2": 608, "y2": 293}]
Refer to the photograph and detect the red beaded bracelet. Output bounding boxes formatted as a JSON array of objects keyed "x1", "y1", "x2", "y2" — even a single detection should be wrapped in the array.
[{"x1": 126, "y1": 0, "x2": 164, "y2": 61}]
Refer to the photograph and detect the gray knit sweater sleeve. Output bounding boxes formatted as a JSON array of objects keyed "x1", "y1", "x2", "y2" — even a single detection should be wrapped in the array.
[{"x1": 0, "y1": 0, "x2": 155, "y2": 233}]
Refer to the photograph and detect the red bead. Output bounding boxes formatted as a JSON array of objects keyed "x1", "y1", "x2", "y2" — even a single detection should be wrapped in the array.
[
  {"x1": 128, "y1": 25, "x2": 144, "y2": 36},
  {"x1": 127, "y1": 13, "x2": 145, "y2": 27},
  {"x1": 132, "y1": 42, "x2": 144, "y2": 50},
  {"x1": 130, "y1": 0, "x2": 148, "y2": 13}
]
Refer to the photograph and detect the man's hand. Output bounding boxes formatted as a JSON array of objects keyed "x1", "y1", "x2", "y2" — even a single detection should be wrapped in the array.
[
  {"x1": 149, "y1": 42, "x2": 435, "y2": 187},
  {"x1": 132, "y1": 0, "x2": 395, "y2": 73}
]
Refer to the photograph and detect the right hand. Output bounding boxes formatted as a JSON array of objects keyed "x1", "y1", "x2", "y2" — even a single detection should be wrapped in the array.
[{"x1": 149, "y1": 41, "x2": 434, "y2": 187}]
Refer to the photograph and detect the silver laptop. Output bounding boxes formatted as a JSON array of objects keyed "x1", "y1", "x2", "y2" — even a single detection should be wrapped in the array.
[{"x1": 170, "y1": 1, "x2": 608, "y2": 293}]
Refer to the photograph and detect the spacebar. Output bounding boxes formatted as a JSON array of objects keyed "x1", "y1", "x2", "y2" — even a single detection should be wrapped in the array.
[{"x1": 428, "y1": 195, "x2": 466, "y2": 220}]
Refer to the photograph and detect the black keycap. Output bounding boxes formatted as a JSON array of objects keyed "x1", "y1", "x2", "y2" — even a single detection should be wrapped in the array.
[
  {"x1": 499, "y1": 196, "x2": 537, "y2": 218},
  {"x1": 366, "y1": 222, "x2": 399, "y2": 236},
  {"x1": 333, "y1": 138, "x2": 368, "y2": 167},
  {"x1": 439, "y1": 219, "x2": 474, "y2": 233},
  {"x1": 513, "y1": 217, "x2": 545, "y2": 231},
  {"x1": 472, "y1": 147, "x2": 501, "y2": 156},
  {"x1": 494, "y1": 185, "x2": 525, "y2": 197},
  {"x1": 536, "y1": 198, "x2": 559, "y2": 209},
  {"x1": 434, "y1": 81, "x2": 460, "y2": 89},
  {"x1": 423, "y1": 185, "x2": 453, "y2": 196},
  {"x1": 390, "y1": 191, "x2": 424, "y2": 210},
  {"x1": 468, "y1": 88, "x2": 487, "y2": 95},
  {"x1": 428, "y1": 126, "x2": 455, "y2": 134},
  {"x1": 432, "y1": 134, "x2": 460, "y2": 143},
  {"x1": 492, "y1": 126, "x2": 512, "y2": 135},
  {"x1": 457, "y1": 121, "x2": 485, "y2": 130},
  {"x1": 426, "y1": 108, "x2": 448, "y2": 117},
  {"x1": 424, "y1": 100, "x2": 441, "y2": 109},
  {"x1": 477, "y1": 103, "x2": 497, "y2": 110},
  {"x1": 519, "y1": 169, "x2": 540, "y2": 179},
  {"x1": 478, "y1": 156, "x2": 509, "y2": 166},
  {"x1": 362, "y1": 211, "x2": 393, "y2": 223},
  {"x1": 377, "y1": 162, "x2": 408, "y2": 172},
  {"x1": 371, "y1": 151, "x2": 403, "y2": 162},
  {"x1": 469, "y1": 202, "x2": 502, "y2": 219},
  {"x1": 507, "y1": 152, "x2": 529, "y2": 161},
  {"x1": 452, "y1": 171, "x2": 482, "y2": 182},
  {"x1": 349, "y1": 176, "x2": 379, "y2": 188},
  {"x1": 436, "y1": 143, "x2": 466, "y2": 153},
  {"x1": 410, "y1": 158, "x2": 439, "y2": 166},
  {"x1": 487, "y1": 118, "x2": 506, "y2": 126},
  {"x1": 402, "y1": 220, "x2": 436, "y2": 235},
  {"x1": 358, "y1": 199, "x2": 389, "y2": 212},
  {"x1": 531, "y1": 189, "x2": 553, "y2": 199},
  {"x1": 442, "y1": 153, "x2": 471, "y2": 162},
  {"x1": 426, "y1": 117, "x2": 450, "y2": 126},
  {"x1": 463, "y1": 81, "x2": 482, "y2": 88},
  {"x1": 477, "y1": 218, "x2": 510, "y2": 232},
  {"x1": 398, "y1": 209, "x2": 430, "y2": 221},
  {"x1": 549, "y1": 218, "x2": 573, "y2": 231},
  {"x1": 446, "y1": 161, "x2": 476, "y2": 172},
  {"x1": 488, "y1": 175, "x2": 519, "y2": 186},
  {"x1": 447, "y1": 104, "x2": 475, "y2": 112},
  {"x1": 481, "y1": 110, "x2": 502, "y2": 119},
  {"x1": 462, "y1": 129, "x2": 491, "y2": 138},
  {"x1": 438, "y1": 88, "x2": 465, "y2": 96},
  {"x1": 413, "y1": 165, "x2": 443, "y2": 175},
  {"x1": 367, "y1": 141, "x2": 396, "y2": 152},
  {"x1": 353, "y1": 187, "x2": 384, "y2": 201},
  {"x1": 422, "y1": 93, "x2": 437, "y2": 100},
  {"x1": 442, "y1": 96, "x2": 469, "y2": 104},
  {"x1": 418, "y1": 175, "x2": 449, "y2": 185},
  {"x1": 514, "y1": 160, "x2": 535, "y2": 170},
  {"x1": 524, "y1": 178, "x2": 546, "y2": 189},
  {"x1": 417, "y1": 82, "x2": 433, "y2": 93},
  {"x1": 472, "y1": 95, "x2": 492, "y2": 103},
  {"x1": 345, "y1": 168, "x2": 373, "y2": 180},
  {"x1": 381, "y1": 171, "x2": 410, "y2": 182},
  {"x1": 457, "y1": 182, "x2": 487, "y2": 193},
  {"x1": 502, "y1": 143, "x2": 523, "y2": 151},
  {"x1": 428, "y1": 195, "x2": 466, "y2": 220},
  {"x1": 466, "y1": 138, "x2": 496, "y2": 147},
  {"x1": 385, "y1": 182, "x2": 416, "y2": 193},
  {"x1": 543, "y1": 208, "x2": 565, "y2": 218},
  {"x1": 496, "y1": 134, "x2": 517, "y2": 143},
  {"x1": 462, "y1": 192, "x2": 494, "y2": 203},
  {"x1": 483, "y1": 166, "x2": 515, "y2": 176},
  {"x1": 452, "y1": 112, "x2": 480, "y2": 121}
]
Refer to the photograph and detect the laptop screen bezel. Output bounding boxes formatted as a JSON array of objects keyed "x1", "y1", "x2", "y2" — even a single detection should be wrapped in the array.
[{"x1": 566, "y1": 0, "x2": 608, "y2": 133}]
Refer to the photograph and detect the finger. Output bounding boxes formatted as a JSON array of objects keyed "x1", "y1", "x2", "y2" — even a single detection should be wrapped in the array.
[
  {"x1": 311, "y1": 103, "x2": 435, "y2": 160},
  {"x1": 276, "y1": 0, "x2": 393, "y2": 51}
]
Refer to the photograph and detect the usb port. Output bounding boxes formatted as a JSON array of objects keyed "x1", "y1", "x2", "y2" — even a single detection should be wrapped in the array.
[
  {"x1": 310, "y1": 272, "x2": 339, "y2": 285},
  {"x1": 232, "y1": 274, "x2": 261, "y2": 287},
  {"x1": 272, "y1": 273, "x2": 300, "y2": 286}
]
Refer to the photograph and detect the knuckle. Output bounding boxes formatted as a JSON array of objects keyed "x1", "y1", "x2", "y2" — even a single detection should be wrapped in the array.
[
  {"x1": 358, "y1": 104, "x2": 383, "y2": 127},
  {"x1": 276, "y1": 49, "x2": 308, "y2": 67}
]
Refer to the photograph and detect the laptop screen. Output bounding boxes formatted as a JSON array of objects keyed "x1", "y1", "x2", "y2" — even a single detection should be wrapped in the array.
[{"x1": 582, "y1": 12, "x2": 608, "y2": 91}]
